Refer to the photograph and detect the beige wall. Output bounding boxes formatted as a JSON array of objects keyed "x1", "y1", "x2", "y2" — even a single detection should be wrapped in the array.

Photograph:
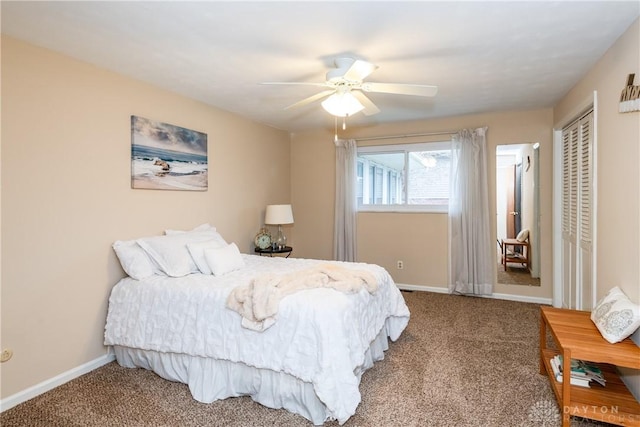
[
  {"x1": 0, "y1": 37, "x2": 291, "y2": 398},
  {"x1": 291, "y1": 109, "x2": 554, "y2": 300},
  {"x1": 358, "y1": 212, "x2": 449, "y2": 285},
  {"x1": 554, "y1": 18, "x2": 640, "y2": 305}
]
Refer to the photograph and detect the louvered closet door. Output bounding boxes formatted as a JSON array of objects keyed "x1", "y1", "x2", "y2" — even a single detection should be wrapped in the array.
[
  {"x1": 578, "y1": 113, "x2": 594, "y2": 309},
  {"x1": 561, "y1": 125, "x2": 577, "y2": 308},
  {"x1": 561, "y1": 110, "x2": 594, "y2": 310}
]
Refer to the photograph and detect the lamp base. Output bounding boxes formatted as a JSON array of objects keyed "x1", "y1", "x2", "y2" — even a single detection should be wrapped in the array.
[{"x1": 275, "y1": 225, "x2": 287, "y2": 250}]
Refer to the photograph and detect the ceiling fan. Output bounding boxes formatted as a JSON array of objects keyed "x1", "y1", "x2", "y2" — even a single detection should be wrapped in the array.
[{"x1": 262, "y1": 57, "x2": 438, "y2": 117}]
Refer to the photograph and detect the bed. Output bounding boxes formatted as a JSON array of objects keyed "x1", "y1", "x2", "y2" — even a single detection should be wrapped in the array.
[{"x1": 105, "y1": 226, "x2": 410, "y2": 425}]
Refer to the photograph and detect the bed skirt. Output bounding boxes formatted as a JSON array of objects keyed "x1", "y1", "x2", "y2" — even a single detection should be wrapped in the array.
[{"x1": 112, "y1": 322, "x2": 393, "y2": 425}]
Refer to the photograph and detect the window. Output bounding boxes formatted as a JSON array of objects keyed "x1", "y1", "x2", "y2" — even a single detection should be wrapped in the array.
[{"x1": 357, "y1": 141, "x2": 451, "y2": 212}]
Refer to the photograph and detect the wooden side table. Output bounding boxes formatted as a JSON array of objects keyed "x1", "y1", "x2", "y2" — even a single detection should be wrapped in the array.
[
  {"x1": 539, "y1": 306, "x2": 640, "y2": 426},
  {"x1": 501, "y1": 238, "x2": 529, "y2": 271},
  {"x1": 255, "y1": 246, "x2": 292, "y2": 258}
]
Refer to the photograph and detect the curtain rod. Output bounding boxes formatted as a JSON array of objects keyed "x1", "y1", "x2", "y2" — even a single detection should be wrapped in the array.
[{"x1": 355, "y1": 130, "x2": 456, "y2": 142}]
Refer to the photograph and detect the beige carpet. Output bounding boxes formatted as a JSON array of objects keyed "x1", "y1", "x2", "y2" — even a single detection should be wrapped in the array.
[
  {"x1": 497, "y1": 264, "x2": 541, "y2": 287},
  {"x1": 1, "y1": 291, "x2": 610, "y2": 426}
]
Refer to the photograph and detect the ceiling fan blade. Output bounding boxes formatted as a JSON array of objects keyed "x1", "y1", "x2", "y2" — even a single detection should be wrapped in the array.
[
  {"x1": 351, "y1": 91, "x2": 381, "y2": 116},
  {"x1": 361, "y1": 82, "x2": 438, "y2": 97},
  {"x1": 261, "y1": 82, "x2": 330, "y2": 88},
  {"x1": 284, "y1": 90, "x2": 335, "y2": 110},
  {"x1": 342, "y1": 59, "x2": 378, "y2": 82}
]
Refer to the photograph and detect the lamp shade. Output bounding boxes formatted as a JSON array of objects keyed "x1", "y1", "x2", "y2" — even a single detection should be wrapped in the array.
[
  {"x1": 265, "y1": 204, "x2": 294, "y2": 225},
  {"x1": 321, "y1": 92, "x2": 364, "y2": 117}
]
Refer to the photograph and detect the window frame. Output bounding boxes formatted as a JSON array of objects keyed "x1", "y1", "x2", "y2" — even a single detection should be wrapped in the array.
[{"x1": 356, "y1": 141, "x2": 451, "y2": 214}]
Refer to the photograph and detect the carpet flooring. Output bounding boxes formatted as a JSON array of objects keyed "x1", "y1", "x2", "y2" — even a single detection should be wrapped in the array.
[
  {"x1": 497, "y1": 264, "x2": 541, "y2": 287},
  {"x1": 2, "y1": 291, "x2": 612, "y2": 427}
]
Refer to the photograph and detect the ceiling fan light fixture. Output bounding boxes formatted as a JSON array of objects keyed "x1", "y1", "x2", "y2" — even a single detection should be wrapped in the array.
[{"x1": 321, "y1": 92, "x2": 365, "y2": 117}]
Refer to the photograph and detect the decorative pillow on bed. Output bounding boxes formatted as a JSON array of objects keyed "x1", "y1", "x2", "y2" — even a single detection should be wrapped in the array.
[
  {"x1": 137, "y1": 229, "x2": 221, "y2": 277},
  {"x1": 591, "y1": 286, "x2": 640, "y2": 343},
  {"x1": 187, "y1": 238, "x2": 228, "y2": 274},
  {"x1": 164, "y1": 223, "x2": 216, "y2": 235},
  {"x1": 112, "y1": 240, "x2": 163, "y2": 280},
  {"x1": 204, "y1": 242, "x2": 245, "y2": 276}
]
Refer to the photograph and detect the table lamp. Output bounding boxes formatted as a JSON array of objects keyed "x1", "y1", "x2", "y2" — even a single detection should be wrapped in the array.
[{"x1": 265, "y1": 204, "x2": 294, "y2": 249}]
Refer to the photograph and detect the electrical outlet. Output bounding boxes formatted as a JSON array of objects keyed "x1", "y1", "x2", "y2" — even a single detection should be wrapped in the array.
[
  {"x1": 397, "y1": 260, "x2": 404, "y2": 270},
  {"x1": 1, "y1": 349, "x2": 13, "y2": 363}
]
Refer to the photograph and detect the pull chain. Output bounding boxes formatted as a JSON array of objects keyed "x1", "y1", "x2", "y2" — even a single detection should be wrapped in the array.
[{"x1": 334, "y1": 115, "x2": 350, "y2": 142}]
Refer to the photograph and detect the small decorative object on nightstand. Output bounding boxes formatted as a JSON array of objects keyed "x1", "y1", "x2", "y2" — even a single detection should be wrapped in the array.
[{"x1": 254, "y1": 227, "x2": 272, "y2": 250}]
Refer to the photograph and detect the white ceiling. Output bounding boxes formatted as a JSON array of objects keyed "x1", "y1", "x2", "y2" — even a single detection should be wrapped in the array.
[{"x1": 2, "y1": 1, "x2": 638, "y2": 133}]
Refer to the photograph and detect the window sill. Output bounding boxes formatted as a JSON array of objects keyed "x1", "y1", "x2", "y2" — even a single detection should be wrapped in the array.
[{"x1": 358, "y1": 205, "x2": 448, "y2": 214}]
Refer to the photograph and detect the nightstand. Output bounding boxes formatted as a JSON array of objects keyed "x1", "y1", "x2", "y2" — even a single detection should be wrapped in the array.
[{"x1": 254, "y1": 246, "x2": 292, "y2": 258}]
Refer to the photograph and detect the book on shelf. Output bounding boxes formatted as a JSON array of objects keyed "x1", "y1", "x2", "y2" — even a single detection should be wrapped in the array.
[
  {"x1": 550, "y1": 357, "x2": 591, "y2": 387},
  {"x1": 550, "y1": 355, "x2": 606, "y2": 387}
]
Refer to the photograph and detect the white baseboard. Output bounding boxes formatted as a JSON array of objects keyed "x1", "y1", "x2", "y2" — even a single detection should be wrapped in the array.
[
  {"x1": 0, "y1": 352, "x2": 116, "y2": 413},
  {"x1": 397, "y1": 283, "x2": 553, "y2": 305},
  {"x1": 398, "y1": 283, "x2": 449, "y2": 293}
]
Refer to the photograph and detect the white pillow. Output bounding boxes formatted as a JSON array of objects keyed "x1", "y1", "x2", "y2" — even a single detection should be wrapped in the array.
[
  {"x1": 187, "y1": 238, "x2": 227, "y2": 274},
  {"x1": 137, "y1": 230, "x2": 220, "y2": 277},
  {"x1": 204, "y1": 243, "x2": 245, "y2": 276},
  {"x1": 112, "y1": 240, "x2": 162, "y2": 280},
  {"x1": 516, "y1": 229, "x2": 529, "y2": 242},
  {"x1": 591, "y1": 286, "x2": 640, "y2": 343},
  {"x1": 165, "y1": 223, "x2": 216, "y2": 235}
]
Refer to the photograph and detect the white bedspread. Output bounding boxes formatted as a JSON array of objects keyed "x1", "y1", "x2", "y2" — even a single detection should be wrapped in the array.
[{"x1": 104, "y1": 255, "x2": 410, "y2": 424}]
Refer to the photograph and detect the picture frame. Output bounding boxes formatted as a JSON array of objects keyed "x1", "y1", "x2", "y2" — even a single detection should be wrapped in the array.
[{"x1": 131, "y1": 115, "x2": 208, "y2": 191}]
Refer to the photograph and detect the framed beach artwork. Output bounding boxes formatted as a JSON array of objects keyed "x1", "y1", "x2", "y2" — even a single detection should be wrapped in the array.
[{"x1": 131, "y1": 115, "x2": 208, "y2": 191}]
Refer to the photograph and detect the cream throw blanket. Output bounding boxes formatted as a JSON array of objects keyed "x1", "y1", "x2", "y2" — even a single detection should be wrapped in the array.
[{"x1": 226, "y1": 264, "x2": 378, "y2": 331}]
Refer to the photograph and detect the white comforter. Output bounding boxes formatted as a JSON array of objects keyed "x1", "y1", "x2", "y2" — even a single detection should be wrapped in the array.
[{"x1": 104, "y1": 255, "x2": 410, "y2": 424}]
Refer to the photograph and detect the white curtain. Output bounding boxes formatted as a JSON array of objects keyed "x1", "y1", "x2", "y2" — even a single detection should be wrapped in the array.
[
  {"x1": 448, "y1": 127, "x2": 494, "y2": 295},
  {"x1": 334, "y1": 139, "x2": 357, "y2": 262}
]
